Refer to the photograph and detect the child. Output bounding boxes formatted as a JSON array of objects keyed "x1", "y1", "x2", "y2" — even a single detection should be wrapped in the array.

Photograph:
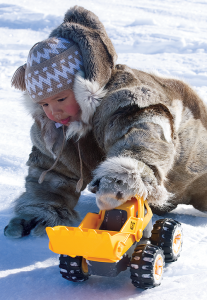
[{"x1": 5, "y1": 6, "x2": 207, "y2": 238}]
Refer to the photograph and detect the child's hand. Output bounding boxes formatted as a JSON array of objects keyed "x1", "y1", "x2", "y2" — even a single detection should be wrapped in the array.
[
  {"x1": 4, "y1": 207, "x2": 79, "y2": 238},
  {"x1": 4, "y1": 217, "x2": 43, "y2": 238},
  {"x1": 89, "y1": 175, "x2": 144, "y2": 210},
  {"x1": 88, "y1": 157, "x2": 170, "y2": 210}
]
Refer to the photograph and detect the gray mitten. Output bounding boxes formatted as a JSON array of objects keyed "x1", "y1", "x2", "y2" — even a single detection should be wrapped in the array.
[
  {"x1": 88, "y1": 156, "x2": 170, "y2": 210},
  {"x1": 4, "y1": 206, "x2": 79, "y2": 238},
  {"x1": 4, "y1": 217, "x2": 39, "y2": 238}
]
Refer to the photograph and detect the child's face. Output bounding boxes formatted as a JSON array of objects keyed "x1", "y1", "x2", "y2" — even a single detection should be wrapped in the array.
[{"x1": 39, "y1": 89, "x2": 81, "y2": 126}]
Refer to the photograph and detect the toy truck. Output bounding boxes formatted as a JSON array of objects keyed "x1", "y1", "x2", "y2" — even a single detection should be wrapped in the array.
[{"x1": 46, "y1": 195, "x2": 183, "y2": 289}]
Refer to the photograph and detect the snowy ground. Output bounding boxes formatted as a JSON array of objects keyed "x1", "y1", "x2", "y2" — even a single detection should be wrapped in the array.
[{"x1": 0, "y1": 0, "x2": 207, "y2": 299}]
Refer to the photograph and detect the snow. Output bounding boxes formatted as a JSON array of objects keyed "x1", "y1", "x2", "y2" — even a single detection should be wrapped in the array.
[{"x1": 0, "y1": 0, "x2": 207, "y2": 299}]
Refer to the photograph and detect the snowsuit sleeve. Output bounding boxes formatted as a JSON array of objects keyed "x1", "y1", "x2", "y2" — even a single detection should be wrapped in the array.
[
  {"x1": 4, "y1": 122, "x2": 90, "y2": 238},
  {"x1": 89, "y1": 96, "x2": 176, "y2": 211}
]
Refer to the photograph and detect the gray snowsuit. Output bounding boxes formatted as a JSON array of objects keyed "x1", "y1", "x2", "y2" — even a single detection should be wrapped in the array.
[{"x1": 5, "y1": 6, "x2": 207, "y2": 238}]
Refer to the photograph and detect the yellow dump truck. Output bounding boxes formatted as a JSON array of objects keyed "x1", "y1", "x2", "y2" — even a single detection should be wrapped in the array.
[{"x1": 46, "y1": 195, "x2": 183, "y2": 289}]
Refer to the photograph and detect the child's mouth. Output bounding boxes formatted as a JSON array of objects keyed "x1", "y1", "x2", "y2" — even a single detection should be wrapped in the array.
[{"x1": 60, "y1": 117, "x2": 70, "y2": 124}]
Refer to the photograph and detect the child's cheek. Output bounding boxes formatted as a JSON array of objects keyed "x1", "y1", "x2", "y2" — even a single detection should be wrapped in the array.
[
  {"x1": 65, "y1": 103, "x2": 80, "y2": 116},
  {"x1": 44, "y1": 109, "x2": 56, "y2": 122}
]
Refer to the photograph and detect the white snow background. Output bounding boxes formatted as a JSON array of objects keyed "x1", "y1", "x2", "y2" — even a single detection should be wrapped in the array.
[{"x1": 0, "y1": 0, "x2": 207, "y2": 299}]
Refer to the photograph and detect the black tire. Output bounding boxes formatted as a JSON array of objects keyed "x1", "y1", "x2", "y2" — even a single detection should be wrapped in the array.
[
  {"x1": 150, "y1": 218, "x2": 183, "y2": 262},
  {"x1": 59, "y1": 255, "x2": 90, "y2": 282},
  {"x1": 130, "y1": 244, "x2": 165, "y2": 289}
]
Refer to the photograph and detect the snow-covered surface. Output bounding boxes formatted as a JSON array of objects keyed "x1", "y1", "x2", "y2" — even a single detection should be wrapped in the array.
[{"x1": 0, "y1": 0, "x2": 207, "y2": 299}]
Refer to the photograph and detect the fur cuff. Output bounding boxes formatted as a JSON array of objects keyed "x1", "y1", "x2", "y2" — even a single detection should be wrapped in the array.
[{"x1": 89, "y1": 156, "x2": 171, "y2": 209}]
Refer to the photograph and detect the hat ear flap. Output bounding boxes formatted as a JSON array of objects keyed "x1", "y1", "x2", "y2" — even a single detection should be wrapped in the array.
[{"x1": 11, "y1": 64, "x2": 27, "y2": 91}]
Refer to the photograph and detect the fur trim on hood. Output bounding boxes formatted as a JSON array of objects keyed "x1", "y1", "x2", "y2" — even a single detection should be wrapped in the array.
[
  {"x1": 22, "y1": 71, "x2": 107, "y2": 156},
  {"x1": 66, "y1": 71, "x2": 107, "y2": 140}
]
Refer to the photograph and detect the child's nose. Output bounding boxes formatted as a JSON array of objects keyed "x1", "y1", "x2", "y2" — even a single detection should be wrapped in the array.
[
  {"x1": 51, "y1": 105, "x2": 61, "y2": 114},
  {"x1": 51, "y1": 106, "x2": 62, "y2": 119}
]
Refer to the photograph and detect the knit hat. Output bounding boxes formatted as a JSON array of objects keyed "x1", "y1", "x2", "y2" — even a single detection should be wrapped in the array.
[{"x1": 11, "y1": 37, "x2": 85, "y2": 102}]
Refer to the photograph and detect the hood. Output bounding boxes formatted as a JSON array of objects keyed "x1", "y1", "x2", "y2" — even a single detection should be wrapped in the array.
[{"x1": 23, "y1": 6, "x2": 117, "y2": 155}]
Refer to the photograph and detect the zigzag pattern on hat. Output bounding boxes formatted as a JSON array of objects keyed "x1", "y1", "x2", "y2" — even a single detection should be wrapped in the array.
[
  {"x1": 27, "y1": 38, "x2": 71, "y2": 67},
  {"x1": 26, "y1": 57, "x2": 83, "y2": 96}
]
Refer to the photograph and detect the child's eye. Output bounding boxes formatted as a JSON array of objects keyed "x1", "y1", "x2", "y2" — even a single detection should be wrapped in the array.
[
  {"x1": 58, "y1": 97, "x2": 66, "y2": 102},
  {"x1": 42, "y1": 103, "x2": 48, "y2": 107}
]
